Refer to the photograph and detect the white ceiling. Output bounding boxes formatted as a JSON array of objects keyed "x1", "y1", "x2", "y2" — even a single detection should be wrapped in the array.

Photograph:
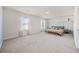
[{"x1": 5, "y1": 6, "x2": 75, "y2": 18}]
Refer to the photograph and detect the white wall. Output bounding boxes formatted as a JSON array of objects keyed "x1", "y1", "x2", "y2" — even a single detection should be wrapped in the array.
[
  {"x1": 3, "y1": 7, "x2": 41, "y2": 40},
  {"x1": 29, "y1": 15, "x2": 41, "y2": 34},
  {"x1": 74, "y1": 7, "x2": 79, "y2": 49},
  {"x1": 0, "y1": 6, "x2": 3, "y2": 48},
  {"x1": 3, "y1": 8, "x2": 22, "y2": 40}
]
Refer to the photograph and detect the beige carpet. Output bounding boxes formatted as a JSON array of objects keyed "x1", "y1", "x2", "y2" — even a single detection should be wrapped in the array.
[{"x1": 0, "y1": 32, "x2": 78, "y2": 53}]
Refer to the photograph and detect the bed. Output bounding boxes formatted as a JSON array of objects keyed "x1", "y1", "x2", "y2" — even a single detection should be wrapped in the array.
[{"x1": 46, "y1": 26, "x2": 64, "y2": 36}]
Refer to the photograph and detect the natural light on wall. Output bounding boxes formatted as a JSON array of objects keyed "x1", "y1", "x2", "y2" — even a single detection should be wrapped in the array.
[
  {"x1": 20, "y1": 16, "x2": 29, "y2": 31},
  {"x1": 40, "y1": 19, "x2": 46, "y2": 31}
]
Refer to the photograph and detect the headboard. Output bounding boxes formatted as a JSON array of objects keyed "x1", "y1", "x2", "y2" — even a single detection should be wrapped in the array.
[{"x1": 51, "y1": 26, "x2": 64, "y2": 29}]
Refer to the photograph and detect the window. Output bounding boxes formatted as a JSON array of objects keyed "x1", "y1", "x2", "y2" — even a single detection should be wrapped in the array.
[{"x1": 20, "y1": 16, "x2": 29, "y2": 31}]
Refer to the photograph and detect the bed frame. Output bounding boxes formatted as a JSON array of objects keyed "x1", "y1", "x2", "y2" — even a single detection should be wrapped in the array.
[{"x1": 46, "y1": 26, "x2": 64, "y2": 36}]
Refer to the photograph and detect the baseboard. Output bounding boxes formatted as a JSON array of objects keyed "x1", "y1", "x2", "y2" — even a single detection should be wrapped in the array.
[
  {"x1": 3, "y1": 32, "x2": 42, "y2": 40},
  {"x1": 3, "y1": 35, "x2": 19, "y2": 40}
]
